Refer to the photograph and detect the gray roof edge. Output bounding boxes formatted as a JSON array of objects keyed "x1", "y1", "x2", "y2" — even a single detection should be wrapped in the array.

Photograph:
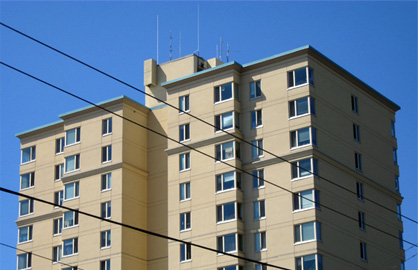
[{"x1": 16, "y1": 120, "x2": 64, "y2": 137}]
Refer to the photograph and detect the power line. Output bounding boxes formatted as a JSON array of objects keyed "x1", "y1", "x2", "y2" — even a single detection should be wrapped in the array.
[
  {"x1": 0, "y1": 21, "x2": 413, "y2": 225},
  {"x1": 0, "y1": 187, "x2": 289, "y2": 270}
]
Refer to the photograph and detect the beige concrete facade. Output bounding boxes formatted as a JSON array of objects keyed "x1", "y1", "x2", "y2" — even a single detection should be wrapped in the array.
[{"x1": 16, "y1": 46, "x2": 404, "y2": 270}]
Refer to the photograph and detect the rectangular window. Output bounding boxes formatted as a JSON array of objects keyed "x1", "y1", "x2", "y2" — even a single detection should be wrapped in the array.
[
  {"x1": 180, "y1": 182, "x2": 191, "y2": 201},
  {"x1": 65, "y1": 127, "x2": 81, "y2": 146},
  {"x1": 20, "y1": 172, "x2": 35, "y2": 190},
  {"x1": 216, "y1": 171, "x2": 241, "y2": 192},
  {"x1": 393, "y1": 148, "x2": 398, "y2": 165},
  {"x1": 289, "y1": 97, "x2": 315, "y2": 118},
  {"x1": 360, "y1": 242, "x2": 367, "y2": 261},
  {"x1": 395, "y1": 177, "x2": 400, "y2": 193},
  {"x1": 56, "y1": 137, "x2": 65, "y2": 154},
  {"x1": 250, "y1": 80, "x2": 262, "y2": 99},
  {"x1": 52, "y1": 245, "x2": 62, "y2": 263},
  {"x1": 296, "y1": 254, "x2": 322, "y2": 270},
  {"x1": 55, "y1": 164, "x2": 64, "y2": 181},
  {"x1": 101, "y1": 230, "x2": 111, "y2": 248},
  {"x1": 179, "y1": 95, "x2": 190, "y2": 113},
  {"x1": 101, "y1": 201, "x2": 111, "y2": 219},
  {"x1": 179, "y1": 124, "x2": 190, "y2": 142},
  {"x1": 355, "y1": 152, "x2": 362, "y2": 171},
  {"x1": 251, "y1": 109, "x2": 263, "y2": 128},
  {"x1": 219, "y1": 266, "x2": 243, "y2": 270},
  {"x1": 64, "y1": 182, "x2": 79, "y2": 200},
  {"x1": 215, "y1": 141, "x2": 240, "y2": 161},
  {"x1": 102, "y1": 145, "x2": 112, "y2": 163},
  {"x1": 291, "y1": 158, "x2": 318, "y2": 179},
  {"x1": 217, "y1": 233, "x2": 242, "y2": 253},
  {"x1": 62, "y1": 267, "x2": 77, "y2": 270},
  {"x1": 391, "y1": 121, "x2": 396, "y2": 137},
  {"x1": 288, "y1": 67, "x2": 314, "y2": 88},
  {"x1": 351, "y1": 95, "x2": 358, "y2": 113},
  {"x1": 65, "y1": 154, "x2": 80, "y2": 173},
  {"x1": 294, "y1": 222, "x2": 321, "y2": 243},
  {"x1": 102, "y1": 118, "x2": 112, "y2": 135},
  {"x1": 255, "y1": 265, "x2": 267, "y2": 270},
  {"x1": 255, "y1": 231, "x2": 266, "y2": 252},
  {"x1": 399, "y1": 231, "x2": 404, "y2": 249},
  {"x1": 19, "y1": 199, "x2": 33, "y2": 216},
  {"x1": 18, "y1": 225, "x2": 33, "y2": 244},
  {"x1": 253, "y1": 169, "x2": 264, "y2": 189},
  {"x1": 358, "y1": 212, "x2": 365, "y2": 230},
  {"x1": 21, "y1": 146, "x2": 36, "y2": 164},
  {"x1": 180, "y1": 243, "x2": 191, "y2": 262},
  {"x1": 179, "y1": 153, "x2": 190, "y2": 171},
  {"x1": 54, "y1": 191, "x2": 63, "y2": 207},
  {"x1": 217, "y1": 202, "x2": 242, "y2": 223},
  {"x1": 291, "y1": 127, "x2": 316, "y2": 148},
  {"x1": 214, "y1": 82, "x2": 239, "y2": 103},
  {"x1": 397, "y1": 203, "x2": 402, "y2": 221},
  {"x1": 215, "y1": 112, "x2": 239, "y2": 132},
  {"x1": 252, "y1": 139, "x2": 264, "y2": 158},
  {"x1": 17, "y1": 253, "x2": 31, "y2": 270},
  {"x1": 63, "y1": 238, "x2": 78, "y2": 256},
  {"x1": 53, "y1": 218, "x2": 63, "y2": 235},
  {"x1": 353, "y1": 124, "x2": 360, "y2": 142},
  {"x1": 293, "y1": 189, "x2": 319, "y2": 211},
  {"x1": 180, "y1": 212, "x2": 191, "y2": 231},
  {"x1": 356, "y1": 182, "x2": 364, "y2": 200},
  {"x1": 254, "y1": 200, "x2": 265, "y2": 220},
  {"x1": 101, "y1": 259, "x2": 111, "y2": 270},
  {"x1": 63, "y1": 211, "x2": 79, "y2": 228},
  {"x1": 101, "y1": 173, "x2": 112, "y2": 191}
]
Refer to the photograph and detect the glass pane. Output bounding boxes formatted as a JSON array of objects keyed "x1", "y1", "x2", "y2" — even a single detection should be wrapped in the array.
[
  {"x1": 253, "y1": 171, "x2": 258, "y2": 188},
  {"x1": 65, "y1": 184, "x2": 75, "y2": 199},
  {"x1": 20, "y1": 200, "x2": 29, "y2": 215},
  {"x1": 223, "y1": 172, "x2": 235, "y2": 190},
  {"x1": 17, "y1": 254, "x2": 27, "y2": 269},
  {"x1": 221, "y1": 83, "x2": 232, "y2": 100},
  {"x1": 303, "y1": 255, "x2": 316, "y2": 270},
  {"x1": 255, "y1": 233, "x2": 260, "y2": 251},
  {"x1": 64, "y1": 212, "x2": 74, "y2": 227},
  {"x1": 21, "y1": 174, "x2": 30, "y2": 189},
  {"x1": 294, "y1": 226, "x2": 301, "y2": 242},
  {"x1": 22, "y1": 148, "x2": 31, "y2": 163},
  {"x1": 300, "y1": 190, "x2": 314, "y2": 209},
  {"x1": 222, "y1": 112, "x2": 233, "y2": 129},
  {"x1": 223, "y1": 203, "x2": 235, "y2": 220},
  {"x1": 302, "y1": 222, "x2": 315, "y2": 241},
  {"x1": 63, "y1": 239, "x2": 73, "y2": 255},
  {"x1": 299, "y1": 159, "x2": 312, "y2": 177},
  {"x1": 224, "y1": 234, "x2": 236, "y2": 252},
  {"x1": 296, "y1": 97, "x2": 309, "y2": 115},
  {"x1": 294, "y1": 68, "x2": 307, "y2": 86},
  {"x1": 66, "y1": 156, "x2": 75, "y2": 172},
  {"x1": 19, "y1": 227, "x2": 28, "y2": 242},
  {"x1": 251, "y1": 111, "x2": 256, "y2": 128},
  {"x1": 298, "y1": 128, "x2": 310, "y2": 146},
  {"x1": 66, "y1": 129, "x2": 76, "y2": 145},
  {"x1": 288, "y1": 71, "x2": 294, "y2": 88},
  {"x1": 260, "y1": 201, "x2": 265, "y2": 217},
  {"x1": 254, "y1": 202, "x2": 260, "y2": 219},
  {"x1": 250, "y1": 82, "x2": 256, "y2": 98},
  {"x1": 222, "y1": 142, "x2": 234, "y2": 160}
]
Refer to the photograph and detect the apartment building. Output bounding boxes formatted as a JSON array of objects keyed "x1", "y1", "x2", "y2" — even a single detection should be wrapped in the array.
[{"x1": 16, "y1": 46, "x2": 404, "y2": 270}]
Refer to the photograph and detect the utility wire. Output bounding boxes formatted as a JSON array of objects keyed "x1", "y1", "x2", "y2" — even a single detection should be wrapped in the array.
[
  {"x1": 0, "y1": 21, "x2": 414, "y2": 225},
  {"x1": 0, "y1": 187, "x2": 289, "y2": 270},
  {"x1": 1, "y1": 61, "x2": 415, "y2": 250}
]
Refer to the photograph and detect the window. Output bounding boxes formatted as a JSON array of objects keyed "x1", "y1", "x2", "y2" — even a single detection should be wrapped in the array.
[
  {"x1": 101, "y1": 259, "x2": 111, "y2": 270},
  {"x1": 63, "y1": 237, "x2": 78, "y2": 256},
  {"x1": 65, "y1": 154, "x2": 80, "y2": 173},
  {"x1": 19, "y1": 199, "x2": 33, "y2": 216},
  {"x1": 250, "y1": 80, "x2": 262, "y2": 99},
  {"x1": 355, "y1": 152, "x2": 362, "y2": 171},
  {"x1": 291, "y1": 158, "x2": 317, "y2": 179},
  {"x1": 101, "y1": 230, "x2": 111, "y2": 248},
  {"x1": 351, "y1": 95, "x2": 358, "y2": 113},
  {"x1": 54, "y1": 191, "x2": 63, "y2": 207},
  {"x1": 53, "y1": 218, "x2": 62, "y2": 235},
  {"x1": 291, "y1": 127, "x2": 316, "y2": 148},
  {"x1": 393, "y1": 148, "x2": 398, "y2": 165},
  {"x1": 358, "y1": 212, "x2": 365, "y2": 230},
  {"x1": 294, "y1": 222, "x2": 321, "y2": 243},
  {"x1": 101, "y1": 201, "x2": 111, "y2": 219},
  {"x1": 293, "y1": 189, "x2": 319, "y2": 211},
  {"x1": 401, "y1": 261, "x2": 405, "y2": 270},
  {"x1": 253, "y1": 169, "x2": 264, "y2": 189},
  {"x1": 102, "y1": 145, "x2": 112, "y2": 163},
  {"x1": 52, "y1": 245, "x2": 62, "y2": 263},
  {"x1": 17, "y1": 253, "x2": 31, "y2": 270},
  {"x1": 63, "y1": 211, "x2": 79, "y2": 228},
  {"x1": 217, "y1": 202, "x2": 242, "y2": 223},
  {"x1": 251, "y1": 110, "x2": 262, "y2": 128},
  {"x1": 255, "y1": 265, "x2": 267, "y2": 270},
  {"x1": 252, "y1": 139, "x2": 264, "y2": 158},
  {"x1": 288, "y1": 67, "x2": 314, "y2": 88},
  {"x1": 21, "y1": 146, "x2": 36, "y2": 164},
  {"x1": 55, "y1": 164, "x2": 64, "y2": 181},
  {"x1": 179, "y1": 153, "x2": 190, "y2": 171},
  {"x1": 64, "y1": 182, "x2": 79, "y2": 200},
  {"x1": 179, "y1": 95, "x2": 190, "y2": 113},
  {"x1": 254, "y1": 200, "x2": 265, "y2": 220},
  {"x1": 180, "y1": 243, "x2": 191, "y2": 262},
  {"x1": 219, "y1": 266, "x2": 243, "y2": 270},
  {"x1": 395, "y1": 177, "x2": 400, "y2": 193},
  {"x1": 65, "y1": 127, "x2": 80, "y2": 146},
  {"x1": 296, "y1": 254, "x2": 322, "y2": 270},
  {"x1": 353, "y1": 124, "x2": 360, "y2": 142},
  {"x1": 180, "y1": 212, "x2": 191, "y2": 231},
  {"x1": 20, "y1": 172, "x2": 34, "y2": 190},
  {"x1": 289, "y1": 97, "x2": 315, "y2": 118},
  {"x1": 179, "y1": 124, "x2": 190, "y2": 142},
  {"x1": 399, "y1": 231, "x2": 403, "y2": 249},
  {"x1": 56, "y1": 137, "x2": 65, "y2": 154},
  {"x1": 216, "y1": 171, "x2": 241, "y2": 192},
  {"x1": 101, "y1": 173, "x2": 112, "y2": 191},
  {"x1": 18, "y1": 225, "x2": 33, "y2": 244},
  {"x1": 356, "y1": 182, "x2": 364, "y2": 200},
  {"x1": 360, "y1": 242, "x2": 367, "y2": 261},
  {"x1": 180, "y1": 182, "x2": 191, "y2": 201},
  {"x1": 102, "y1": 118, "x2": 112, "y2": 135},
  {"x1": 391, "y1": 121, "x2": 396, "y2": 137},
  {"x1": 397, "y1": 203, "x2": 402, "y2": 220},
  {"x1": 217, "y1": 233, "x2": 242, "y2": 253},
  {"x1": 214, "y1": 82, "x2": 239, "y2": 103},
  {"x1": 215, "y1": 141, "x2": 240, "y2": 161},
  {"x1": 215, "y1": 112, "x2": 239, "y2": 132},
  {"x1": 255, "y1": 231, "x2": 266, "y2": 252},
  {"x1": 62, "y1": 267, "x2": 77, "y2": 270}
]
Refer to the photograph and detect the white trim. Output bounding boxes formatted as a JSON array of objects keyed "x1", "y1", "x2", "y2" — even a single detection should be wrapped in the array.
[
  {"x1": 102, "y1": 133, "x2": 112, "y2": 137},
  {"x1": 214, "y1": 98, "x2": 233, "y2": 105},
  {"x1": 20, "y1": 160, "x2": 35, "y2": 165},
  {"x1": 64, "y1": 141, "x2": 80, "y2": 148},
  {"x1": 287, "y1": 82, "x2": 309, "y2": 90}
]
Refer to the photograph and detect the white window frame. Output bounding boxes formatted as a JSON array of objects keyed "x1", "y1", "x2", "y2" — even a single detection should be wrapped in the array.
[
  {"x1": 180, "y1": 243, "x2": 192, "y2": 262},
  {"x1": 217, "y1": 202, "x2": 242, "y2": 223},
  {"x1": 20, "y1": 172, "x2": 35, "y2": 190},
  {"x1": 179, "y1": 95, "x2": 190, "y2": 113},
  {"x1": 294, "y1": 221, "x2": 321, "y2": 244},
  {"x1": 18, "y1": 225, "x2": 33, "y2": 244},
  {"x1": 360, "y1": 242, "x2": 367, "y2": 261},
  {"x1": 101, "y1": 201, "x2": 111, "y2": 219},
  {"x1": 358, "y1": 211, "x2": 365, "y2": 230},
  {"x1": 63, "y1": 211, "x2": 79, "y2": 229},
  {"x1": 355, "y1": 152, "x2": 362, "y2": 171},
  {"x1": 180, "y1": 212, "x2": 191, "y2": 231},
  {"x1": 215, "y1": 111, "x2": 239, "y2": 132},
  {"x1": 102, "y1": 118, "x2": 112, "y2": 136},
  {"x1": 251, "y1": 109, "x2": 263, "y2": 129},
  {"x1": 101, "y1": 173, "x2": 112, "y2": 191},
  {"x1": 252, "y1": 139, "x2": 264, "y2": 159},
  {"x1": 254, "y1": 200, "x2": 265, "y2": 220},
  {"x1": 291, "y1": 158, "x2": 318, "y2": 180},
  {"x1": 351, "y1": 95, "x2": 359, "y2": 114},
  {"x1": 64, "y1": 182, "x2": 79, "y2": 201},
  {"x1": 250, "y1": 80, "x2": 262, "y2": 99},
  {"x1": 214, "y1": 82, "x2": 239, "y2": 104},
  {"x1": 216, "y1": 171, "x2": 241, "y2": 193},
  {"x1": 102, "y1": 145, "x2": 112, "y2": 163},
  {"x1": 357, "y1": 182, "x2": 364, "y2": 201},
  {"x1": 217, "y1": 233, "x2": 242, "y2": 254},
  {"x1": 53, "y1": 218, "x2": 63, "y2": 236},
  {"x1": 62, "y1": 237, "x2": 78, "y2": 257},
  {"x1": 65, "y1": 127, "x2": 80, "y2": 146},
  {"x1": 179, "y1": 152, "x2": 190, "y2": 171},
  {"x1": 101, "y1": 230, "x2": 111, "y2": 249},
  {"x1": 293, "y1": 189, "x2": 319, "y2": 212},
  {"x1": 252, "y1": 169, "x2": 264, "y2": 189},
  {"x1": 287, "y1": 66, "x2": 314, "y2": 89},
  {"x1": 289, "y1": 97, "x2": 315, "y2": 119},
  {"x1": 19, "y1": 199, "x2": 33, "y2": 217},
  {"x1": 17, "y1": 252, "x2": 32, "y2": 270},
  {"x1": 179, "y1": 123, "x2": 190, "y2": 142},
  {"x1": 56, "y1": 137, "x2": 65, "y2": 154},
  {"x1": 21, "y1": 146, "x2": 36, "y2": 164},
  {"x1": 52, "y1": 245, "x2": 62, "y2": 263},
  {"x1": 54, "y1": 190, "x2": 63, "y2": 207},
  {"x1": 101, "y1": 259, "x2": 111, "y2": 270},
  {"x1": 215, "y1": 141, "x2": 240, "y2": 162},
  {"x1": 295, "y1": 254, "x2": 322, "y2": 270},
  {"x1": 55, "y1": 163, "x2": 64, "y2": 181},
  {"x1": 65, "y1": 154, "x2": 80, "y2": 173},
  {"x1": 290, "y1": 127, "x2": 316, "y2": 149},
  {"x1": 255, "y1": 231, "x2": 266, "y2": 252},
  {"x1": 353, "y1": 123, "x2": 360, "y2": 142},
  {"x1": 180, "y1": 182, "x2": 191, "y2": 201}
]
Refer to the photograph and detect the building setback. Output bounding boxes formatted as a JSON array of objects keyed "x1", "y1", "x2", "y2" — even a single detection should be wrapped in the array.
[{"x1": 16, "y1": 46, "x2": 404, "y2": 270}]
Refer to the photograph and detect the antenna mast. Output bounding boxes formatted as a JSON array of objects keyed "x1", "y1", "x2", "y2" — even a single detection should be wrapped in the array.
[
  {"x1": 197, "y1": 4, "x2": 200, "y2": 56},
  {"x1": 227, "y1": 42, "x2": 229, "y2": 62},
  {"x1": 157, "y1": 15, "x2": 159, "y2": 64},
  {"x1": 169, "y1": 29, "x2": 172, "y2": 60},
  {"x1": 219, "y1": 37, "x2": 223, "y2": 61}
]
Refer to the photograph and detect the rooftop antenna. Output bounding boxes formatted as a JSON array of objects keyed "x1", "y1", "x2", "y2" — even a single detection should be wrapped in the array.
[
  {"x1": 197, "y1": 4, "x2": 200, "y2": 56},
  {"x1": 227, "y1": 42, "x2": 230, "y2": 62},
  {"x1": 219, "y1": 37, "x2": 223, "y2": 61},
  {"x1": 157, "y1": 15, "x2": 159, "y2": 64},
  {"x1": 169, "y1": 29, "x2": 173, "y2": 60},
  {"x1": 179, "y1": 31, "x2": 182, "y2": 57},
  {"x1": 216, "y1": 45, "x2": 218, "y2": 59}
]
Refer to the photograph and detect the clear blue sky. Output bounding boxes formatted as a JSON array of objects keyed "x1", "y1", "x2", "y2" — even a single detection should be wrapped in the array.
[{"x1": 1, "y1": 1, "x2": 416, "y2": 269}]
